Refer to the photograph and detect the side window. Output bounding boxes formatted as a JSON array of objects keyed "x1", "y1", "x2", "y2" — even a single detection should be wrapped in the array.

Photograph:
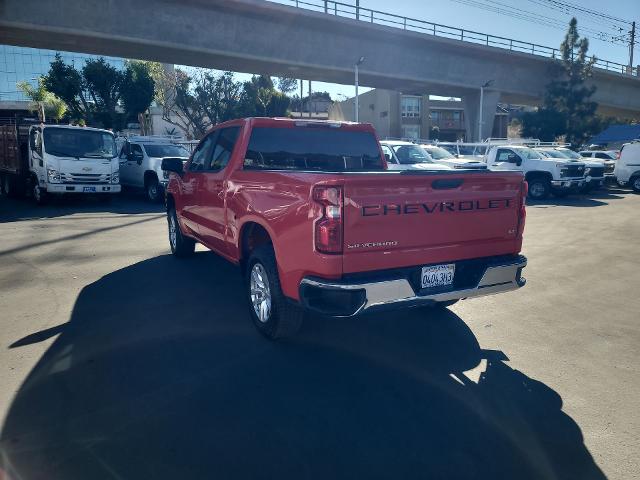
[
  {"x1": 496, "y1": 149, "x2": 514, "y2": 162},
  {"x1": 595, "y1": 153, "x2": 608, "y2": 159},
  {"x1": 30, "y1": 129, "x2": 42, "y2": 156},
  {"x1": 189, "y1": 134, "x2": 217, "y2": 172},
  {"x1": 380, "y1": 145, "x2": 394, "y2": 163},
  {"x1": 207, "y1": 127, "x2": 240, "y2": 171},
  {"x1": 130, "y1": 144, "x2": 143, "y2": 158}
]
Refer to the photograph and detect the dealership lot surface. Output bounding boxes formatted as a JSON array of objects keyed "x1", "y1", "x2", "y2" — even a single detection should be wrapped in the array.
[{"x1": 0, "y1": 190, "x2": 638, "y2": 479}]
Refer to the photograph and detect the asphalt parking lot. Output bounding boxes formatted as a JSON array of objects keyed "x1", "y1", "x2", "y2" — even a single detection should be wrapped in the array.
[{"x1": 0, "y1": 188, "x2": 638, "y2": 479}]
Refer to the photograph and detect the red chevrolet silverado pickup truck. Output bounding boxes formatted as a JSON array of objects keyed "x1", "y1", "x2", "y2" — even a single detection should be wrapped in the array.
[{"x1": 163, "y1": 118, "x2": 527, "y2": 339}]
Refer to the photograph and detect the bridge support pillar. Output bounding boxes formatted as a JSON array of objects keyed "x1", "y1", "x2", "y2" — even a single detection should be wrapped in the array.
[{"x1": 463, "y1": 90, "x2": 500, "y2": 142}]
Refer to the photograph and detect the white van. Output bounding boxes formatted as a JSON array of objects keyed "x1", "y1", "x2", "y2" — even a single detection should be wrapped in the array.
[{"x1": 614, "y1": 141, "x2": 640, "y2": 192}]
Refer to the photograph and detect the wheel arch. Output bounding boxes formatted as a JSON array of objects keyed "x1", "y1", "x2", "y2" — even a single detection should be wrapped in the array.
[
  {"x1": 238, "y1": 220, "x2": 276, "y2": 269},
  {"x1": 525, "y1": 171, "x2": 553, "y2": 182}
]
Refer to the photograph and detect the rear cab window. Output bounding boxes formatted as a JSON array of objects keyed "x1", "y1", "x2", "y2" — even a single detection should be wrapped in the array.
[{"x1": 243, "y1": 126, "x2": 384, "y2": 172}]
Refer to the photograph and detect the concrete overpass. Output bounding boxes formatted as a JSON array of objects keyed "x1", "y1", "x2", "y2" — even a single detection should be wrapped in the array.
[{"x1": 1, "y1": 0, "x2": 639, "y2": 140}]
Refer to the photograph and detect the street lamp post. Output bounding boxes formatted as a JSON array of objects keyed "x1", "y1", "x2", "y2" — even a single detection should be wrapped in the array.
[
  {"x1": 355, "y1": 56, "x2": 365, "y2": 122},
  {"x1": 478, "y1": 79, "x2": 494, "y2": 141}
]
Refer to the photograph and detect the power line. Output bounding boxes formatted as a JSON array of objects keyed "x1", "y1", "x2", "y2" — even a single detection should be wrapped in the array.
[
  {"x1": 535, "y1": 0, "x2": 632, "y2": 25},
  {"x1": 449, "y1": 0, "x2": 631, "y2": 46}
]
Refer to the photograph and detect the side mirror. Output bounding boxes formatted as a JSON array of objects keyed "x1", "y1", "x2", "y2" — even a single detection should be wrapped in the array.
[
  {"x1": 507, "y1": 153, "x2": 522, "y2": 166},
  {"x1": 161, "y1": 157, "x2": 184, "y2": 176}
]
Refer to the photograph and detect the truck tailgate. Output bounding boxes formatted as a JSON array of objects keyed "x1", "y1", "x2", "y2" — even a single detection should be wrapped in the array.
[{"x1": 342, "y1": 171, "x2": 524, "y2": 273}]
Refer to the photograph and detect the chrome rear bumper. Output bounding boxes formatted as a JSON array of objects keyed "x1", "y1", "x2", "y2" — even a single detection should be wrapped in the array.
[{"x1": 299, "y1": 255, "x2": 527, "y2": 316}]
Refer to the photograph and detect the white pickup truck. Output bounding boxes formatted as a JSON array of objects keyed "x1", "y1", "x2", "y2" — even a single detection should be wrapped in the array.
[
  {"x1": 421, "y1": 145, "x2": 488, "y2": 170},
  {"x1": 484, "y1": 145, "x2": 585, "y2": 200},
  {"x1": 0, "y1": 123, "x2": 120, "y2": 204},
  {"x1": 118, "y1": 136, "x2": 190, "y2": 202}
]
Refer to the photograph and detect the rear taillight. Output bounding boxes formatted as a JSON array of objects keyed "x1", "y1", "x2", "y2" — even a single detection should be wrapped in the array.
[
  {"x1": 313, "y1": 185, "x2": 343, "y2": 254},
  {"x1": 517, "y1": 181, "x2": 527, "y2": 236}
]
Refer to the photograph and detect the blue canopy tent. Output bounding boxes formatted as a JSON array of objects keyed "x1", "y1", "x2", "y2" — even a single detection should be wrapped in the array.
[{"x1": 589, "y1": 124, "x2": 640, "y2": 146}]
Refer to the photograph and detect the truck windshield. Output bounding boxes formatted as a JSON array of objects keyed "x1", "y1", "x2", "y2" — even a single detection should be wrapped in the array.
[
  {"x1": 392, "y1": 145, "x2": 433, "y2": 164},
  {"x1": 143, "y1": 144, "x2": 190, "y2": 158},
  {"x1": 244, "y1": 127, "x2": 384, "y2": 171},
  {"x1": 558, "y1": 148, "x2": 582, "y2": 160},
  {"x1": 423, "y1": 146, "x2": 455, "y2": 160},
  {"x1": 538, "y1": 149, "x2": 567, "y2": 159},
  {"x1": 516, "y1": 148, "x2": 543, "y2": 160},
  {"x1": 43, "y1": 128, "x2": 117, "y2": 159}
]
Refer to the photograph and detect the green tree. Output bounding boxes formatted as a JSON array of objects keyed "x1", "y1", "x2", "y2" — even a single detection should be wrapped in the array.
[
  {"x1": 276, "y1": 77, "x2": 298, "y2": 94},
  {"x1": 43, "y1": 53, "x2": 89, "y2": 120},
  {"x1": 239, "y1": 75, "x2": 290, "y2": 117},
  {"x1": 17, "y1": 78, "x2": 67, "y2": 122},
  {"x1": 121, "y1": 60, "x2": 155, "y2": 121},
  {"x1": 522, "y1": 18, "x2": 600, "y2": 145},
  {"x1": 194, "y1": 70, "x2": 243, "y2": 124},
  {"x1": 82, "y1": 58, "x2": 125, "y2": 129}
]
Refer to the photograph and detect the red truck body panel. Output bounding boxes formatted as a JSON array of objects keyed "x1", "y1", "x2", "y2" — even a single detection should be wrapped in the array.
[{"x1": 166, "y1": 118, "x2": 526, "y2": 302}]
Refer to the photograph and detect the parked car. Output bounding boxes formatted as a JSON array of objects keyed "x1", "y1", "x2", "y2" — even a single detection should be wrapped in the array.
[
  {"x1": 164, "y1": 118, "x2": 528, "y2": 339},
  {"x1": 379, "y1": 140, "x2": 451, "y2": 171},
  {"x1": 534, "y1": 147, "x2": 604, "y2": 192},
  {"x1": 421, "y1": 145, "x2": 487, "y2": 170},
  {"x1": 118, "y1": 137, "x2": 190, "y2": 201},
  {"x1": 484, "y1": 145, "x2": 585, "y2": 200},
  {"x1": 579, "y1": 150, "x2": 619, "y2": 160},
  {"x1": 0, "y1": 122, "x2": 120, "y2": 204},
  {"x1": 614, "y1": 141, "x2": 640, "y2": 192}
]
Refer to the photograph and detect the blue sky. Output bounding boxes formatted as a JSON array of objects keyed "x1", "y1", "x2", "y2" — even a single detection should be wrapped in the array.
[{"x1": 199, "y1": 0, "x2": 639, "y2": 100}]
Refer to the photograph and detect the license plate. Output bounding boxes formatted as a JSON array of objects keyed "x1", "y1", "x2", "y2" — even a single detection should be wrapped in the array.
[
  {"x1": 421, "y1": 263, "x2": 455, "y2": 289},
  {"x1": 83, "y1": 186, "x2": 96, "y2": 192}
]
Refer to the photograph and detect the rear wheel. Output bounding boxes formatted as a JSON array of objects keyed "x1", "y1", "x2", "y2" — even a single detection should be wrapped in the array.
[
  {"x1": 527, "y1": 177, "x2": 550, "y2": 200},
  {"x1": 168, "y1": 207, "x2": 195, "y2": 257},
  {"x1": 246, "y1": 245, "x2": 303, "y2": 339},
  {"x1": 631, "y1": 176, "x2": 640, "y2": 193}
]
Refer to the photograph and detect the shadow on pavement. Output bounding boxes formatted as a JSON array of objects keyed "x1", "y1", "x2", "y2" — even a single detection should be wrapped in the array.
[
  {"x1": 0, "y1": 191, "x2": 162, "y2": 223},
  {"x1": 0, "y1": 253, "x2": 605, "y2": 480}
]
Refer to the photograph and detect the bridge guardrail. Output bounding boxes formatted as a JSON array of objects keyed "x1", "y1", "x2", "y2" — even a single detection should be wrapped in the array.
[{"x1": 281, "y1": 0, "x2": 638, "y2": 78}]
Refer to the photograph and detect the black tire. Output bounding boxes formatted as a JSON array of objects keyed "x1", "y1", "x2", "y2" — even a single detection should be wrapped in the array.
[
  {"x1": 631, "y1": 176, "x2": 640, "y2": 193},
  {"x1": 245, "y1": 244, "x2": 303, "y2": 339},
  {"x1": 527, "y1": 177, "x2": 550, "y2": 200},
  {"x1": 168, "y1": 207, "x2": 195, "y2": 257},
  {"x1": 145, "y1": 175, "x2": 162, "y2": 203},
  {"x1": 31, "y1": 177, "x2": 47, "y2": 206}
]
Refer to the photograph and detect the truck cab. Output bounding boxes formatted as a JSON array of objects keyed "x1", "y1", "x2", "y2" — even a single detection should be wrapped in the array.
[
  {"x1": 118, "y1": 137, "x2": 190, "y2": 202},
  {"x1": 485, "y1": 145, "x2": 585, "y2": 200},
  {"x1": 614, "y1": 141, "x2": 640, "y2": 192},
  {"x1": 21, "y1": 125, "x2": 120, "y2": 204}
]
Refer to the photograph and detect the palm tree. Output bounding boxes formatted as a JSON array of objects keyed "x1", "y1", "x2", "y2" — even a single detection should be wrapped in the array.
[{"x1": 17, "y1": 77, "x2": 67, "y2": 122}]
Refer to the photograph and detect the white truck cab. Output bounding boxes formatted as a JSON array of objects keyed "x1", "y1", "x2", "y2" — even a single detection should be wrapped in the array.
[
  {"x1": 29, "y1": 125, "x2": 120, "y2": 204},
  {"x1": 535, "y1": 147, "x2": 604, "y2": 192},
  {"x1": 614, "y1": 141, "x2": 640, "y2": 192},
  {"x1": 118, "y1": 137, "x2": 190, "y2": 202},
  {"x1": 421, "y1": 145, "x2": 487, "y2": 170},
  {"x1": 379, "y1": 141, "x2": 451, "y2": 171},
  {"x1": 485, "y1": 145, "x2": 585, "y2": 200}
]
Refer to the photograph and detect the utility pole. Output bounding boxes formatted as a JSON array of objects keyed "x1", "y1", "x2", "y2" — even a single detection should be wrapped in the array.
[
  {"x1": 300, "y1": 79, "x2": 304, "y2": 118},
  {"x1": 308, "y1": 80, "x2": 312, "y2": 117},
  {"x1": 630, "y1": 21, "x2": 636, "y2": 69},
  {"x1": 355, "y1": 56, "x2": 365, "y2": 122}
]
